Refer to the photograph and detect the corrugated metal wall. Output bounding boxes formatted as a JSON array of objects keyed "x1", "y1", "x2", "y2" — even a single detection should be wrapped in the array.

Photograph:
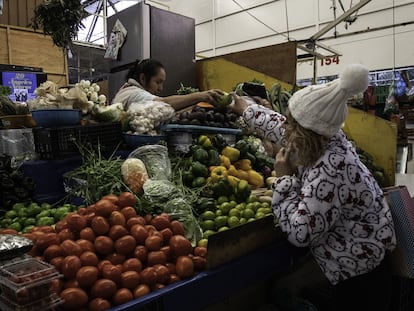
[{"x1": 0, "y1": 0, "x2": 41, "y2": 28}]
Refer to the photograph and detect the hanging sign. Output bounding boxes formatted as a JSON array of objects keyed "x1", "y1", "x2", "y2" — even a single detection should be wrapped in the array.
[{"x1": 104, "y1": 19, "x2": 127, "y2": 60}]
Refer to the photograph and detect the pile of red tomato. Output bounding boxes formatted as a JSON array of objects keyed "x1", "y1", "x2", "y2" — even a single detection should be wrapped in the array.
[{"x1": 17, "y1": 192, "x2": 207, "y2": 310}]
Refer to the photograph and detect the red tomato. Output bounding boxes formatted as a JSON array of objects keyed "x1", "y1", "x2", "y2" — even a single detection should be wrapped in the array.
[
  {"x1": 169, "y1": 235, "x2": 193, "y2": 258},
  {"x1": 145, "y1": 235, "x2": 163, "y2": 251},
  {"x1": 118, "y1": 192, "x2": 138, "y2": 208},
  {"x1": 175, "y1": 255, "x2": 195, "y2": 279},
  {"x1": 133, "y1": 284, "x2": 151, "y2": 299}
]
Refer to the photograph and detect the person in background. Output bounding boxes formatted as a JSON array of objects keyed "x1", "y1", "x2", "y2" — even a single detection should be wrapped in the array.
[
  {"x1": 112, "y1": 58, "x2": 224, "y2": 111},
  {"x1": 225, "y1": 64, "x2": 396, "y2": 311}
]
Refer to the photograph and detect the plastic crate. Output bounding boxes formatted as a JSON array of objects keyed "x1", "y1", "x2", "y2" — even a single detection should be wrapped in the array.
[
  {"x1": 0, "y1": 293, "x2": 63, "y2": 311},
  {"x1": 162, "y1": 124, "x2": 242, "y2": 153},
  {"x1": 32, "y1": 122, "x2": 123, "y2": 159},
  {"x1": 0, "y1": 257, "x2": 61, "y2": 305}
]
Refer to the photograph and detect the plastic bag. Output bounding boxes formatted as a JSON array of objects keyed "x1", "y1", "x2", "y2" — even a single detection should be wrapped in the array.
[
  {"x1": 129, "y1": 145, "x2": 171, "y2": 180},
  {"x1": 164, "y1": 197, "x2": 203, "y2": 246}
]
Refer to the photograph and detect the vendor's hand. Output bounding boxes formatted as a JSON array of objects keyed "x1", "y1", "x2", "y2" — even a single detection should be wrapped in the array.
[
  {"x1": 274, "y1": 144, "x2": 297, "y2": 177},
  {"x1": 228, "y1": 93, "x2": 249, "y2": 116},
  {"x1": 200, "y1": 89, "x2": 224, "y2": 104}
]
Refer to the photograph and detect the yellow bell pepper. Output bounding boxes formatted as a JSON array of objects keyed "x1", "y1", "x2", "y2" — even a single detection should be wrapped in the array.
[
  {"x1": 210, "y1": 166, "x2": 228, "y2": 183},
  {"x1": 227, "y1": 175, "x2": 241, "y2": 188},
  {"x1": 236, "y1": 169, "x2": 249, "y2": 181},
  {"x1": 221, "y1": 146, "x2": 240, "y2": 162},
  {"x1": 220, "y1": 155, "x2": 231, "y2": 169},
  {"x1": 198, "y1": 135, "x2": 212, "y2": 148},
  {"x1": 234, "y1": 159, "x2": 252, "y2": 171},
  {"x1": 227, "y1": 165, "x2": 238, "y2": 177},
  {"x1": 247, "y1": 169, "x2": 264, "y2": 188}
]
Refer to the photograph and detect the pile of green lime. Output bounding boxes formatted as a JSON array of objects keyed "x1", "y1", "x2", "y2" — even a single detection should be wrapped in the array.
[
  {"x1": 0, "y1": 202, "x2": 79, "y2": 233},
  {"x1": 197, "y1": 194, "x2": 274, "y2": 247}
]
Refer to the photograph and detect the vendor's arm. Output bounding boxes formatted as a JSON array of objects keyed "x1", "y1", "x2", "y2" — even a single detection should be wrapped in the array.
[{"x1": 155, "y1": 89, "x2": 224, "y2": 111}]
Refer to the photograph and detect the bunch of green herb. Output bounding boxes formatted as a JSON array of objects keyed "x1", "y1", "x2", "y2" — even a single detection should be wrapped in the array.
[
  {"x1": 64, "y1": 142, "x2": 131, "y2": 205},
  {"x1": 176, "y1": 83, "x2": 199, "y2": 95}
]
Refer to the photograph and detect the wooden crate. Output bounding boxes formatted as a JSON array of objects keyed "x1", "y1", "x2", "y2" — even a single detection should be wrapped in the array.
[{"x1": 0, "y1": 24, "x2": 68, "y2": 86}]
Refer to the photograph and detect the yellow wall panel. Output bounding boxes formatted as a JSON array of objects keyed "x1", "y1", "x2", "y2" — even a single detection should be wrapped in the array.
[
  {"x1": 196, "y1": 58, "x2": 292, "y2": 93},
  {"x1": 343, "y1": 107, "x2": 397, "y2": 186}
]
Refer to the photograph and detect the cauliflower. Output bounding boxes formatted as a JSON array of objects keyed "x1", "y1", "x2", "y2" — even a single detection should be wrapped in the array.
[
  {"x1": 121, "y1": 158, "x2": 149, "y2": 194},
  {"x1": 126, "y1": 101, "x2": 175, "y2": 135}
]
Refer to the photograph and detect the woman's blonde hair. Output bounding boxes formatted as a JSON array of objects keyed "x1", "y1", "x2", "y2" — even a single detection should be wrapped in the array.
[{"x1": 285, "y1": 109, "x2": 329, "y2": 166}]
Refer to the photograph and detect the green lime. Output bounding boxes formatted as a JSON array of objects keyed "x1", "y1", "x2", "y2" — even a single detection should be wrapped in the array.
[
  {"x1": 198, "y1": 238, "x2": 208, "y2": 248},
  {"x1": 229, "y1": 200, "x2": 237, "y2": 208},
  {"x1": 239, "y1": 218, "x2": 247, "y2": 224},
  {"x1": 228, "y1": 208, "x2": 241, "y2": 218},
  {"x1": 202, "y1": 210, "x2": 216, "y2": 221},
  {"x1": 203, "y1": 229, "x2": 216, "y2": 239},
  {"x1": 246, "y1": 202, "x2": 257, "y2": 212},
  {"x1": 218, "y1": 226, "x2": 229, "y2": 232},
  {"x1": 214, "y1": 215, "x2": 228, "y2": 228},
  {"x1": 216, "y1": 196, "x2": 229, "y2": 205},
  {"x1": 235, "y1": 203, "x2": 246, "y2": 210},
  {"x1": 255, "y1": 212, "x2": 266, "y2": 219},
  {"x1": 24, "y1": 218, "x2": 36, "y2": 227},
  {"x1": 257, "y1": 207, "x2": 272, "y2": 215},
  {"x1": 260, "y1": 202, "x2": 271, "y2": 209},
  {"x1": 4, "y1": 210, "x2": 17, "y2": 219},
  {"x1": 9, "y1": 222, "x2": 21, "y2": 232},
  {"x1": 215, "y1": 209, "x2": 223, "y2": 217},
  {"x1": 227, "y1": 216, "x2": 240, "y2": 228},
  {"x1": 246, "y1": 194, "x2": 258, "y2": 203},
  {"x1": 219, "y1": 202, "x2": 232, "y2": 215},
  {"x1": 202, "y1": 219, "x2": 216, "y2": 231},
  {"x1": 242, "y1": 208, "x2": 255, "y2": 219}
]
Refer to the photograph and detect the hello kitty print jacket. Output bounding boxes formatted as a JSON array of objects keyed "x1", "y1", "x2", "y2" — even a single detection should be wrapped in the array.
[{"x1": 242, "y1": 103, "x2": 396, "y2": 285}]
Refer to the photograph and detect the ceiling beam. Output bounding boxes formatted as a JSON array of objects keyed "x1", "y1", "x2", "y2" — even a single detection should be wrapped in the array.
[{"x1": 310, "y1": 0, "x2": 372, "y2": 41}]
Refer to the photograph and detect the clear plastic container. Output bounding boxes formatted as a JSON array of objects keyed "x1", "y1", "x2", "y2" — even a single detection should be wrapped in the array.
[
  {"x1": 0, "y1": 257, "x2": 61, "y2": 305},
  {"x1": 129, "y1": 144, "x2": 172, "y2": 180},
  {"x1": 0, "y1": 293, "x2": 63, "y2": 311}
]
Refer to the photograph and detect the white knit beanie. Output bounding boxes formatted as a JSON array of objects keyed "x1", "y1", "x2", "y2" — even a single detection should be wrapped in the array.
[{"x1": 288, "y1": 64, "x2": 369, "y2": 138}]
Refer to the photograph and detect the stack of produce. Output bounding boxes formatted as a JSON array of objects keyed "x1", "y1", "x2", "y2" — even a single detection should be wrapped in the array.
[
  {"x1": 5, "y1": 192, "x2": 207, "y2": 310},
  {"x1": 0, "y1": 256, "x2": 63, "y2": 311},
  {"x1": 0, "y1": 202, "x2": 77, "y2": 234}
]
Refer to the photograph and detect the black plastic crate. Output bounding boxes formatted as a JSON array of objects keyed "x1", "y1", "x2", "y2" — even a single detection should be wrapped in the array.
[{"x1": 32, "y1": 122, "x2": 123, "y2": 159}]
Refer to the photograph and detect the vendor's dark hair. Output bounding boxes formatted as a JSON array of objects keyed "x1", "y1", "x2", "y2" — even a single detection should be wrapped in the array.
[{"x1": 127, "y1": 59, "x2": 164, "y2": 85}]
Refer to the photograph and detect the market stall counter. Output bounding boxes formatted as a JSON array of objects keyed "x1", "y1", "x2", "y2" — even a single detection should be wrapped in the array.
[{"x1": 106, "y1": 239, "x2": 293, "y2": 311}]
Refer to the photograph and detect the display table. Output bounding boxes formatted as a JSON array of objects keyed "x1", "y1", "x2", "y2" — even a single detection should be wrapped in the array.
[{"x1": 108, "y1": 240, "x2": 293, "y2": 311}]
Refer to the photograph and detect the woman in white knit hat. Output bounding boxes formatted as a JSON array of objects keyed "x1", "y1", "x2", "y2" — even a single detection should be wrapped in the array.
[{"x1": 227, "y1": 64, "x2": 396, "y2": 311}]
